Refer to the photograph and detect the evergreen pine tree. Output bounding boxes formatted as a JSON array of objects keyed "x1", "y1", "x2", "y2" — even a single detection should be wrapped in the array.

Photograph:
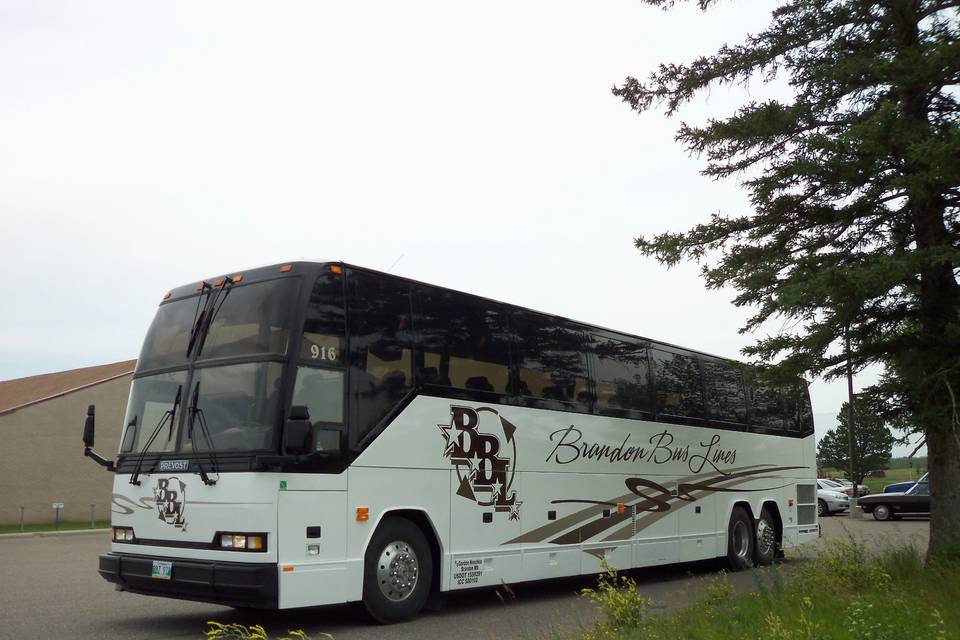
[
  {"x1": 615, "y1": 0, "x2": 959, "y2": 559},
  {"x1": 817, "y1": 398, "x2": 898, "y2": 483}
]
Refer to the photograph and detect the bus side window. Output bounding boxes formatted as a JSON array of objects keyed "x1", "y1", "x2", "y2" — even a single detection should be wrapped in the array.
[
  {"x1": 651, "y1": 349, "x2": 705, "y2": 424},
  {"x1": 781, "y1": 384, "x2": 809, "y2": 435},
  {"x1": 589, "y1": 334, "x2": 652, "y2": 418},
  {"x1": 291, "y1": 367, "x2": 345, "y2": 425},
  {"x1": 509, "y1": 311, "x2": 589, "y2": 408},
  {"x1": 747, "y1": 379, "x2": 782, "y2": 433},
  {"x1": 414, "y1": 288, "x2": 511, "y2": 393},
  {"x1": 798, "y1": 389, "x2": 814, "y2": 436},
  {"x1": 300, "y1": 272, "x2": 346, "y2": 365},
  {"x1": 704, "y1": 360, "x2": 747, "y2": 429},
  {"x1": 346, "y1": 269, "x2": 414, "y2": 446}
]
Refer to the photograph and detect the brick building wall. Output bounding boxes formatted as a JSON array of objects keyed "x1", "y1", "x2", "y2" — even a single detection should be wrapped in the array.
[{"x1": 0, "y1": 375, "x2": 131, "y2": 526}]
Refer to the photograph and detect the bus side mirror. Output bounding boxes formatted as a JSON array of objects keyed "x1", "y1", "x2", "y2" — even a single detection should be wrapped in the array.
[
  {"x1": 284, "y1": 406, "x2": 313, "y2": 456},
  {"x1": 83, "y1": 405, "x2": 96, "y2": 448},
  {"x1": 82, "y1": 404, "x2": 115, "y2": 472}
]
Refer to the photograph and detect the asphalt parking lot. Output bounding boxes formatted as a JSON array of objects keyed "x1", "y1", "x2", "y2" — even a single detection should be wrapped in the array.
[{"x1": 0, "y1": 515, "x2": 930, "y2": 640}]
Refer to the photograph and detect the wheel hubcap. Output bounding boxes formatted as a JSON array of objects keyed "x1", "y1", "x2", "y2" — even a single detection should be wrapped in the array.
[
  {"x1": 733, "y1": 520, "x2": 750, "y2": 559},
  {"x1": 876, "y1": 506, "x2": 890, "y2": 520},
  {"x1": 757, "y1": 519, "x2": 775, "y2": 557},
  {"x1": 376, "y1": 541, "x2": 419, "y2": 602}
]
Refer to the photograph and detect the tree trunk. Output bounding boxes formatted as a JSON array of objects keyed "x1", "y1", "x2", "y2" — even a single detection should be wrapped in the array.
[
  {"x1": 926, "y1": 421, "x2": 960, "y2": 562},
  {"x1": 888, "y1": 0, "x2": 960, "y2": 562}
]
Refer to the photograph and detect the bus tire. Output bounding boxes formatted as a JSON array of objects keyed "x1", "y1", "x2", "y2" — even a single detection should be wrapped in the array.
[
  {"x1": 754, "y1": 506, "x2": 777, "y2": 566},
  {"x1": 725, "y1": 506, "x2": 754, "y2": 571},
  {"x1": 362, "y1": 517, "x2": 433, "y2": 624}
]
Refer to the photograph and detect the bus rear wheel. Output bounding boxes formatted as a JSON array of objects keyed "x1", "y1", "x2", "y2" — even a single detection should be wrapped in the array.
[
  {"x1": 362, "y1": 517, "x2": 433, "y2": 624},
  {"x1": 725, "y1": 506, "x2": 754, "y2": 571},
  {"x1": 754, "y1": 506, "x2": 777, "y2": 566}
]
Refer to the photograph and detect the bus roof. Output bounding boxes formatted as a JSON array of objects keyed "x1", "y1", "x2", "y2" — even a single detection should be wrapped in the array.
[{"x1": 163, "y1": 259, "x2": 755, "y2": 371}]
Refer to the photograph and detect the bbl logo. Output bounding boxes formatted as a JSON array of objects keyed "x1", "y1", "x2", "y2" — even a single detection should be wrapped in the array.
[
  {"x1": 439, "y1": 405, "x2": 521, "y2": 520},
  {"x1": 154, "y1": 477, "x2": 187, "y2": 529}
]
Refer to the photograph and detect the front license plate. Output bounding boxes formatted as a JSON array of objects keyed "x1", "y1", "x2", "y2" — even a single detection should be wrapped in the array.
[{"x1": 151, "y1": 560, "x2": 172, "y2": 580}]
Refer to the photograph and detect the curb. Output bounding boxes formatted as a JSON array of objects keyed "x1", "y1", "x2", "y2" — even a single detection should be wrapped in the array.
[{"x1": 0, "y1": 528, "x2": 110, "y2": 540}]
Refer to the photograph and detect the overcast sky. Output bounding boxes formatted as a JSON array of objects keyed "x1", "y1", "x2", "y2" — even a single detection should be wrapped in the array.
[{"x1": 0, "y1": 0, "x2": 923, "y2": 456}]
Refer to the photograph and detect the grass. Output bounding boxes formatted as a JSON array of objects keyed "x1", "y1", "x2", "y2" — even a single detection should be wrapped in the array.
[
  {"x1": 0, "y1": 520, "x2": 111, "y2": 534},
  {"x1": 578, "y1": 540, "x2": 958, "y2": 640}
]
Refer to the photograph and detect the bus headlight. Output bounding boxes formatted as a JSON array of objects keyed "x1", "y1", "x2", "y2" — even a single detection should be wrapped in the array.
[
  {"x1": 112, "y1": 527, "x2": 135, "y2": 542},
  {"x1": 218, "y1": 533, "x2": 266, "y2": 551}
]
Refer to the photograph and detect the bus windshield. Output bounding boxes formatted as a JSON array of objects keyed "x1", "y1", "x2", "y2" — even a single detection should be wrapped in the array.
[{"x1": 137, "y1": 278, "x2": 300, "y2": 372}]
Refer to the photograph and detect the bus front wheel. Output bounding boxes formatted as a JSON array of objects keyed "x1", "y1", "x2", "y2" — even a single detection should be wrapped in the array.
[
  {"x1": 362, "y1": 517, "x2": 433, "y2": 624},
  {"x1": 725, "y1": 506, "x2": 754, "y2": 571}
]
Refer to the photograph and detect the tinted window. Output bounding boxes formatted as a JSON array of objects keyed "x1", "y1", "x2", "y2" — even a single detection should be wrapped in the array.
[
  {"x1": 137, "y1": 299, "x2": 197, "y2": 371},
  {"x1": 651, "y1": 349, "x2": 704, "y2": 422},
  {"x1": 346, "y1": 270, "x2": 414, "y2": 443},
  {"x1": 292, "y1": 366, "x2": 345, "y2": 424},
  {"x1": 747, "y1": 375, "x2": 786, "y2": 432},
  {"x1": 415, "y1": 288, "x2": 511, "y2": 393},
  {"x1": 510, "y1": 311, "x2": 589, "y2": 404},
  {"x1": 704, "y1": 360, "x2": 747, "y2": 427},
  {"x1": 120, "y1": 371, "x2": 189, "y2": 453},
  {"x1": 199, "y1": 279, "x2": 299, "y2": 361},
  {"x1": 300, "y1": 272, "x2": 346, "y2": 367},
  {"x1": 138, "y1": 278, "x2": 299, "y2": 372},
  {"x1": 798, "y1": 390, "x2": 813, "y2": 435},
  {"x1": 180, "y1": 362, "x2": 284, "y2": 452},
  {"x1": 589, "y1": 335, "x2": 651, "y2": 416}
]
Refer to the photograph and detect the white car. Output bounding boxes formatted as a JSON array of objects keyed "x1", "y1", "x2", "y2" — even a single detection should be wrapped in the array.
[
  {"x1": 816, "y1": 479, "x2": 850, "y2": 516},
  {"x1": 827, "y1": 477, "x2": 870, "y2": 497}
]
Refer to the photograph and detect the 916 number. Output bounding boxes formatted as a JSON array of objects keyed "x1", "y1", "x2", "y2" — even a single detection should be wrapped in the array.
[{"x1": 310, "y1": 345, "x2": 338, "y2": 361}]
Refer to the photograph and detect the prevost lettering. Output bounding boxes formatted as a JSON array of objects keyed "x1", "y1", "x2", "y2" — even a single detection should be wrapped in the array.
[{"x1": 157, "y1": 460, "x2": 189, "y2": 472}]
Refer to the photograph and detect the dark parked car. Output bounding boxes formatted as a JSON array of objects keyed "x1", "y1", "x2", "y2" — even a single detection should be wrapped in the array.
[
  {"x1": 859, "y1": 479, "x2": 930, "y2": 521},
  {"x1": 883, "y1": 472, "x2": 927, "y2": 493}
]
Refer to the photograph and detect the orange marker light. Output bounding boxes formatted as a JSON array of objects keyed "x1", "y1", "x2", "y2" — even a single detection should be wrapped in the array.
[
  {"x1": 282, "y1": 566, "x2": 294, "y2": 573},
  {"x1": 231, "y1": 274, "x2": 243, "y2": 283},
  {"x1": 214, "y1": 278, "x2": 225, "y2": 286},
  {"x1": 330, "y1": 265, "x2": 343, "y2": 275},
  {"x1": 356, "y1": 507, "x2": 369, "y2": 522},
  {"x1": 280, "y1": 264, "x2": 293, "y2": 273},
  {"x1": 617, "y1": 503, "x2": 626, "y2": 515},
  {"x1": 162, "y1": 292, "x2": 171, "y2": 301}
]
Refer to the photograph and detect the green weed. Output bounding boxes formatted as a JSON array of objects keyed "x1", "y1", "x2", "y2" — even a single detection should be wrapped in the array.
[
  {"x1": 579, "y1": 560, "x2": 648, "y2": 640},
  {"x1": 204, "y1": 622, "x2": 328, "y2": 640}
]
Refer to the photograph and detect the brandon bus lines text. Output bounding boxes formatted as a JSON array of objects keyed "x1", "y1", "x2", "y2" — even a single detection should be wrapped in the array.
[{"x1": 546, "y1": 426, "x2": 738, "y2": 474}]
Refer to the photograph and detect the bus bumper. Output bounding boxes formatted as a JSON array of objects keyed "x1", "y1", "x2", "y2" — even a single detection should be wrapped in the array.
[{"x1": 98, "y1": 553, "x2": 278, "y2": 609}]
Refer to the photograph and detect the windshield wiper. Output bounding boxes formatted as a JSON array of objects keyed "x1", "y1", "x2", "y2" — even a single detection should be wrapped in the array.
[
  {"x1": 129, "y1": 386, "x2": 182, "y2": 486},
  {"x1": 186, "y1": 381, "x2": 219, "y2": 486},
  {"x1": 187, "y1": 278, "x2": 234, "y2": 359},
  {"x1": 185, "y1": 282, "x2": 213, "y2": 359}
]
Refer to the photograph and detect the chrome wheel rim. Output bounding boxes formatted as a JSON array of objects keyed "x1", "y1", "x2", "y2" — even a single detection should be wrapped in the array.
[
  {"x1": 376, "y1": 540, "x2": 419, "y2": 602},
  {"x1": 732, "y1": 520, "x2": 750, "y2": 560},
  {"x1": 875, "y1": 505, "x2": 890, "y2": 520},
  {"x1": 757, "y1": 518, "x2": 775, "y2": 557}
]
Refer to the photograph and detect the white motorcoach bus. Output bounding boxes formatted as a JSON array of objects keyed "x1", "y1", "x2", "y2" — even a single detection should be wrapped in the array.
[{"x1": 83, "y1": 261, "x2": 819, "y2": 622}]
